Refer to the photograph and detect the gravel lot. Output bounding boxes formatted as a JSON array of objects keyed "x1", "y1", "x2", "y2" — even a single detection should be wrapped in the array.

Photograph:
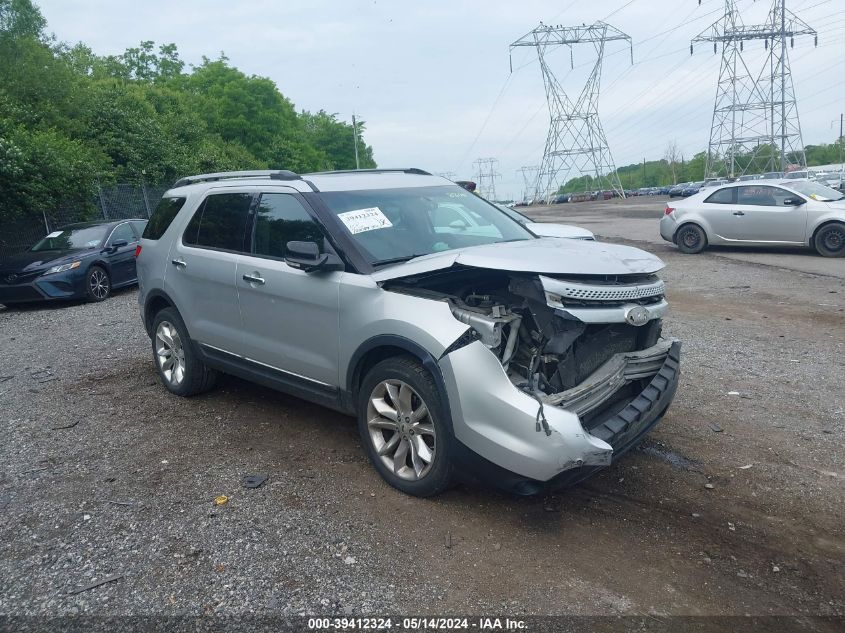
[{"x1": 0, "y1": 205, "x2": 843, "y2": 620}]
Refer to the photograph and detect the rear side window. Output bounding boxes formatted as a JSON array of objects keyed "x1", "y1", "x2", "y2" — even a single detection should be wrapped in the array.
[
  {"x1": 142, "y1": 197, "x2": 185, "y2": 240},
  {"x1": 183, "y1": 193, "x2": 252, "y2": 251},
  {"x1": 704, "y1": 188, "x2": 735, "y2": 204},
  {"x1": 253, "y1": 193, "x2": 324, "y2": 258},
  {"x1": 109, "y1": 222, "x2": 136, "y2": 244}
]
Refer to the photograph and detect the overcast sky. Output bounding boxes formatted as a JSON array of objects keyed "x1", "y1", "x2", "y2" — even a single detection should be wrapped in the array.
[{"x1": 37, "y1": 0, "x2": 845, "y2": 199}]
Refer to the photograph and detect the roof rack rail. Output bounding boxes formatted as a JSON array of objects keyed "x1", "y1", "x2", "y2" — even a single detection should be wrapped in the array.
[
  {"x1": 306, "y1": 168, "x2": 433, "y2": 176},
  {"x1": 172, "y1": 170, "x2": 301, "y2": 188}
]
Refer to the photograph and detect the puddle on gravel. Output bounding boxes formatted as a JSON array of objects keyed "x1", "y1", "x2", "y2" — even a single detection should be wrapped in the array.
[{"x1": 638, "y1": 440, "x2": 702, "y2": 472}]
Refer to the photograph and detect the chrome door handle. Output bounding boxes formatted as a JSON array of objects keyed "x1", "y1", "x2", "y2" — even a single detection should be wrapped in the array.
[
  {"x1": 242, "y1": 273, "x2": 265, "y2": 285},
  {"x1": 171, "y1": 258, "x2": 187, "y2": 268},
  {"x1": 732, "y1": 211, "x2": 745, "y2": 216}
]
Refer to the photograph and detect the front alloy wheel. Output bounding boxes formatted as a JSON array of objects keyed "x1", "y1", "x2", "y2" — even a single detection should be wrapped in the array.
[
  {"x1": 155, "y1": 320, "x2": 186, "y2": 387},
  {"x1": 358, "y1": 356, "x2": 453, "y2": 496},
  {"x1": 367, "y1": 379, "x2": 436, "y2": 480},
  {"x1": 87, "y1": 266, "x2": 111, "y2": 301}
]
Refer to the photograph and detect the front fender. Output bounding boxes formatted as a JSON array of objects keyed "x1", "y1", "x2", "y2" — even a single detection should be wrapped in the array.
[{"x1": 338, "y1": 274, "x2": 468, "y2": 391}]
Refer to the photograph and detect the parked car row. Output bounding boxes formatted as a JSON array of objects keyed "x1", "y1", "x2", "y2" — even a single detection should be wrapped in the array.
[{"x1": 661, "y1": 178, "x2": 845, "y2": 258}]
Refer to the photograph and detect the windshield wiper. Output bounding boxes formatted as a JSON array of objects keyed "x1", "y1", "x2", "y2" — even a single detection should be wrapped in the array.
[{"x1": 372, "y1": 253, "x2": 428, "y2": 267}]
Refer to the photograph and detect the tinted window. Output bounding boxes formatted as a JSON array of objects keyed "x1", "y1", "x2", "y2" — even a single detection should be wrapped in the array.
[
  {"x1": 109, "y1": 223, "x2": 136, "y2": 244},
  {"x1": 704, "y1": 188, "x2": 735, "y2": 204},
  {"x1": 253, "y1": 193, "x2": 324, "y2": 258},
  {"x1": 737, "y1": 185, "x2": 791, "y2": 206},
  {"x1": 130, "y1": 220, "x2": 148, "y2": 236},
  {"x1": 184, "y1": 193, "x2": 252, "y2": 251},
  {"x1": 143, "y1": 197, "x2": 185, "y2": 240}
]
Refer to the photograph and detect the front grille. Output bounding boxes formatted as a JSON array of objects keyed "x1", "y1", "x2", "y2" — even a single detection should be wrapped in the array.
[
  {"x1": 549, "y1": 278, "x2": 665, "y2": 302},
  {"x1": 0, "y1": 270, "x2": 42, "y2": 285}
]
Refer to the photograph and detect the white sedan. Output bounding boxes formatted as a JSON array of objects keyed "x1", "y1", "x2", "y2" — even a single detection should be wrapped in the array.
[
  {"x1": 660, "y1": 179, "x2": 845, "y2": 257},
  {"x1": 494, "y1": 204, "x2": 596, "y2": 240}
]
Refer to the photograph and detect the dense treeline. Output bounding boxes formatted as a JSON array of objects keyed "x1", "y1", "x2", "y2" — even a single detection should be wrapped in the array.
[{"x1": 0, "y1": 0, "x2": 376, "y2": 225}]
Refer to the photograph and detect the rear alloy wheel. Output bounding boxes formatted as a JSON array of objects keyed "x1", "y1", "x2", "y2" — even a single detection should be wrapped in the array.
[
  {"x1": 151, "y1": 307, "x2": 217, "y2": 397},
  {"x1": 358, "y1": 356, "x2": 454, "y2": 497},
  {"x1": 814, "y1": 222, "x2": 845, "y2": 258},
  {"x1": 86, "y1": 266, "x2": 111, "y2": 301},
  {"x1": 676, "y1": 224, "x2": 707, "y2": 254}
]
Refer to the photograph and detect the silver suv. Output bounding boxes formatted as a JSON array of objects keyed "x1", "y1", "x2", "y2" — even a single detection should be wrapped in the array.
[{"x1": 137, "y1": 169, "x2": 681, "y2": 496}]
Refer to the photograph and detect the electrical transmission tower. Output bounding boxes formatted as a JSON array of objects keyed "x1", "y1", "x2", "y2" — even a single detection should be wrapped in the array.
[
  {"x1": 510, "y1": 22, "x2": 631, "y2": 202},
  {"x1": 517, "y1": 166, "x2": 540, "y2": 202},
  {"x1": 473, "y1": 158, "x2": 500, "y2": 200},
  {"x1": 437, "y1": 171, "x2": 457, "y2": 181},
  {"x1": 692, "y1": 0, "x2": 817, "y2": 177}
]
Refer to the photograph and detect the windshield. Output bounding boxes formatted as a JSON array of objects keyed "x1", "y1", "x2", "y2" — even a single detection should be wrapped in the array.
[
  {"x1": 318, "y1": 185, "x2": 534, "y2": 265},
  {"x1": 30, "y1": 225, "x2": 108, "y2": 252},
  {"x1": 784, "y1": 180, "x2": 844, "y2": 201}
]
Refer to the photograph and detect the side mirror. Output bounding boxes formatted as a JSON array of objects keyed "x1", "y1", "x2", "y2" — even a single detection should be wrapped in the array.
[
  {"x1": 783, "y1": 197, "x2": 802, "y2": 206},
  {"x1": 285, "y1": 241, "x2": 343, "y2": 273},
  {"x1": 106, "y1": 239, "x2": 128, "y2": 252}
]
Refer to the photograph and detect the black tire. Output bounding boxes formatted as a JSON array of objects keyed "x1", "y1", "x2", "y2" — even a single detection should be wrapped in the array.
[
  {"x1": 85, "y1": 265, "x2": 111, "y2": 302},
  {"x1": 813, "y1": 222, "x2": 845, "y2": 258},
  {"x1": 150, "y1": 307, "x2": 218, "y2": 397},
  {"x1": 357, "y1": 356, "x2": 454, "y2": 497},
  {"x1": 675, "y1": 223, "x2": 707, "y2": 254}
]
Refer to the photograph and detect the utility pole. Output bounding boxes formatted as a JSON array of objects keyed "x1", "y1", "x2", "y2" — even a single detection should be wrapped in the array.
[
  {"x1": 691, "y1": 0, "x2": 817, "y2": 176},
  {"x1": 352, "y1": 114, "x2": 360, "y2": 170},
  {"x1": 835, "y1": 114, "x2": 844, "y2": 167},
  {"x1": 510, "y1": 22, "x2": 632, "y2": 201},
  {"x1": 642, "y1": 158, "x2": 646, "y2": 186}
]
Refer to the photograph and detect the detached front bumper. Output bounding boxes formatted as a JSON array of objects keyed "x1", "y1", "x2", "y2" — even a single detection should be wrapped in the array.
[{"x1": 439, "y1": 338, "x2": 681, "y2": 495}]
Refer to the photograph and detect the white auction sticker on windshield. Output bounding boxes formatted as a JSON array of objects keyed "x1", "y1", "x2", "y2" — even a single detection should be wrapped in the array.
[
  {"x1": 46, "y1": 231, "x2": 63, "y2": 238},
  {"x1": 338, "y1": 207, "x2": 393, "y2": 234}
]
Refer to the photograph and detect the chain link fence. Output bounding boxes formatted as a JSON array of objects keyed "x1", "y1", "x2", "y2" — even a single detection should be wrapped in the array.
[{"x1": 0, "y1": 183, "x2": 169, "y2": 260}]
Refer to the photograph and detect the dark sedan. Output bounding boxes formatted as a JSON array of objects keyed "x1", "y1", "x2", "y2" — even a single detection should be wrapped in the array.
[
  {"x1": 0, "y1": 219, "x2": 147, "y2": 305},
  {"x1": 681, "y1": 182, "x2": 704, "y2": 197}
]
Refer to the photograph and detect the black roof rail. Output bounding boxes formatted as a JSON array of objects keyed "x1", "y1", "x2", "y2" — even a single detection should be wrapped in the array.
[
  {"x1": 172, "y1": 170, "x2": 301, "y2": 188},
  {"x1": 305, "y1": 168, "x2": 433, "y2": 176}
]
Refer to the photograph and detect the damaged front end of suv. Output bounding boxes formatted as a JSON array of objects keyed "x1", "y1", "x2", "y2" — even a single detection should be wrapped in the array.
[{"x1": 372, "y1": 241, "x2": 681, "y2": 495}]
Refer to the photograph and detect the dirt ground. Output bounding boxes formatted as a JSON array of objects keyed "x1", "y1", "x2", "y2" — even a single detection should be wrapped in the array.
[{"x1": 0, "y1": 203, "x2": 842, "y2": 623}]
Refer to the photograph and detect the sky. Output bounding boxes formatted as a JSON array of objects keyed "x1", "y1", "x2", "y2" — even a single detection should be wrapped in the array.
[{"x1": 36, "y1": 0, "x2": 845, "y2": 200}]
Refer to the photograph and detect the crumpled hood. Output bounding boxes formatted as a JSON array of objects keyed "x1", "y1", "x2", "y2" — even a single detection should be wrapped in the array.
[{"x1": 371, "y1": 237, "x2": 664, "y2": 282}]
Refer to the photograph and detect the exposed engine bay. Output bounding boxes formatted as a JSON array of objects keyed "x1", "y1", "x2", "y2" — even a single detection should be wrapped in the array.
[{"x1": 382, "y1": 266, "x2": 668, "y2": 428}]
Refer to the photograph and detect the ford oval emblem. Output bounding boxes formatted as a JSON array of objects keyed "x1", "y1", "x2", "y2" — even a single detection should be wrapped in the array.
[
  {"x1": 5, "y1": 273, "x2": 17, "y2": 283},
  {"x1": 625, "y1": 306, "x2": 650, "y2": 327}
]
